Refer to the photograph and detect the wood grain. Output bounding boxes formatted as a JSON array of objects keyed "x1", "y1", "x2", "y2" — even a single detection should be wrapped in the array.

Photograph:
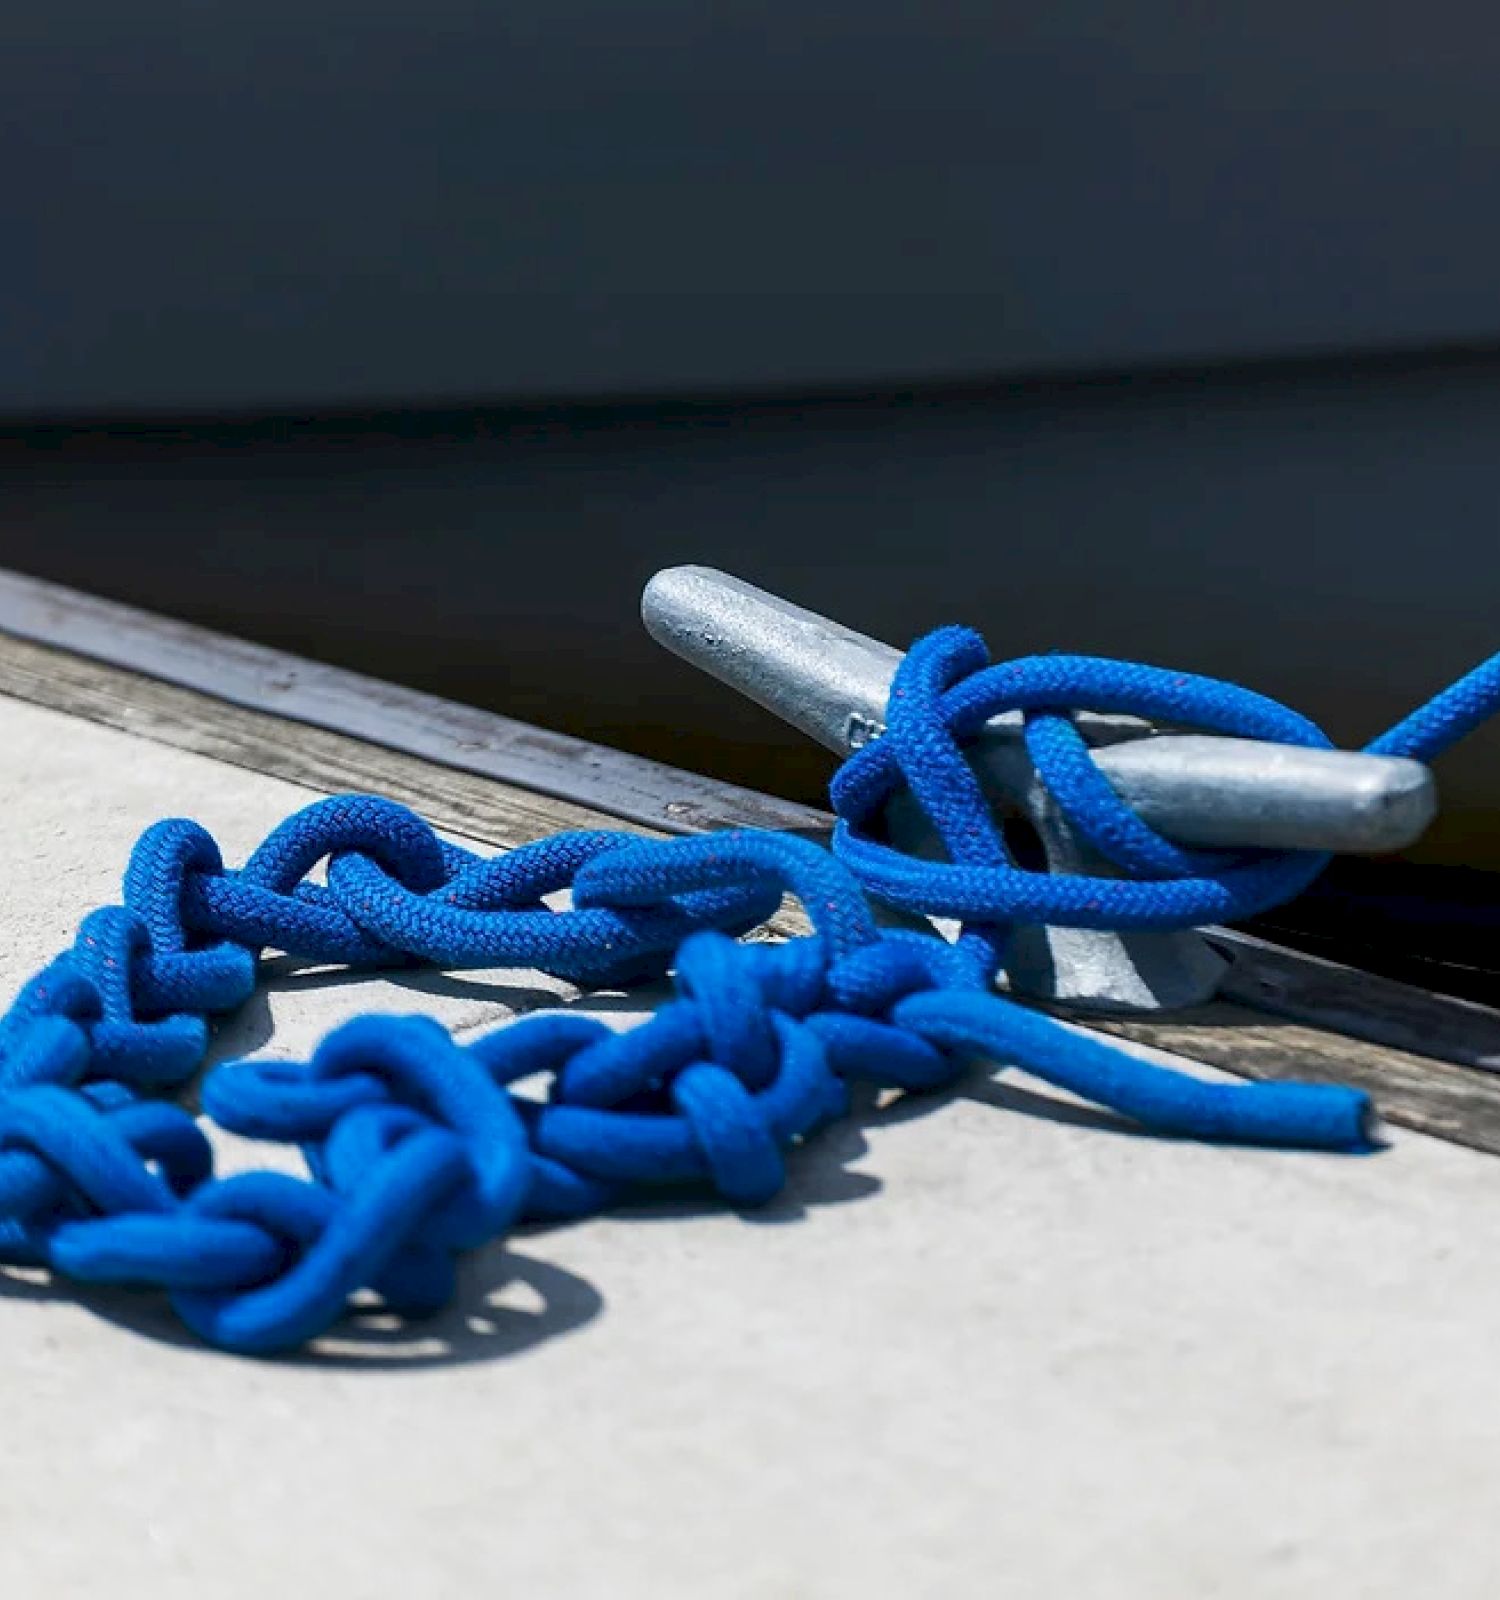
[
  {"x1": 1212, "y1": 929, "x2": 1500, "y2": 1074},
  {"x1": 0, "y1": 626, "x2": 653, "y2": 846}
]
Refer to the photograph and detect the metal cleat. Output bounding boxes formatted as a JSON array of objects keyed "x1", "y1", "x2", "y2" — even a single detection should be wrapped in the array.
[{"x1": 641, "y1": 565, "x2": 1438, "y2": 1015}]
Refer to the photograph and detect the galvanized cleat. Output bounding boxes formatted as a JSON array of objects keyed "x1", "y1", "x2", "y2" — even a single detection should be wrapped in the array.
[{"x1": 641, "y1": 565, "x2": 1439, "y2": 1015}]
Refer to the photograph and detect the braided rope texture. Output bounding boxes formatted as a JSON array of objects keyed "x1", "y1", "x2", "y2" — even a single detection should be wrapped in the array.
[{"x1": 6, "y1": 624, "x2": 1495, "y2": 1354}]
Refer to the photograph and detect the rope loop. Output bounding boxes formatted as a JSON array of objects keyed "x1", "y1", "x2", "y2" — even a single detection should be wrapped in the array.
[
  {"x1": 323, "y1": 827, "x2": 781, "y2": 986},
  {"x1": 213, "y1": 1012, "x2": 531, "y2": 1252},
  {"x1": 66, "y1": 906, "x2": 210, "y2": 1088},
  {"x1": 574, "y1": 829, "x2": 881, "y2": 959},
  {"x1": 122, "y1": 819, "x2": 259, "y2": 1015},
  {"x1": 507, "y1": 930, "x2": 847, "y2": 1208},
  {"x1": 56, "y1": 1015, "x2": 533, "y2": 1354},
  {"x1": 0, "y1": 1083, "x2": 209, "y2": 1261}
]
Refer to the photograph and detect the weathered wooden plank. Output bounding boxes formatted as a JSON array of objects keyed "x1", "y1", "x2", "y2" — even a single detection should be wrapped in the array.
[
  {"x1": 0, "y1": 626, "x2": 644, "y2": 847},
  {"x1": 0, "y1": 564, "x2": 826, "y2": 836},
  {"x1": 1212, "y1": 929, "x2": 1500, "y2": 1074}
]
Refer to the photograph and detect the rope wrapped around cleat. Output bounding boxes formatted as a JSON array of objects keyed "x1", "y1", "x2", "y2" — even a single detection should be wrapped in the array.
[{"x1": 830, "y1": 627, "x2": 1500, "y2": 963}]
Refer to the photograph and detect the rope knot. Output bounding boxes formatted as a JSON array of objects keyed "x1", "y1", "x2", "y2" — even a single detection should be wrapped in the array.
[
  {"x1": 503, "y1": 929, "x2": 847, "y2": 1209},
  {"x1": 800, "y1": 930, "x2": 986, "y2": 1095},
  {"x1": 318, "y1": 821, "x2": 783, "y2": 987},
  {"x1": 206, "y1": 1014, "x2": 530, "y2": 1250},
  {"x1": 0, "y1": 908, "x2": 214, "y2": 1090},
  {"x1": 122, "y1": 819, "x2": 258, "y2": 1014},
  {"x1": 0, "y1": 1084, "x2": 209, "y2": 1260},
  {"x1": 53, "y1": 1014, "x2": 537, "y2": 1354}
]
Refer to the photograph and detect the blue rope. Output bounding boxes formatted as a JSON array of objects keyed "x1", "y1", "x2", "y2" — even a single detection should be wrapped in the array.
[{"x1": 2, "y1": 632, "x2": 1497, "y2": 1353}]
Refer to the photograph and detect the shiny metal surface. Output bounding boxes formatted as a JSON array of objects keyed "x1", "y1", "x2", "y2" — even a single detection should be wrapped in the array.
[{"x1": 642, "y1": 566, "x2": 1435, "y2": 855}]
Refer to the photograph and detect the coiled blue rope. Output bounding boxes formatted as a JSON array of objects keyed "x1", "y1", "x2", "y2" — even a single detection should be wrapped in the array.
[{"x1": 1, "y1": 628, "x2": 1496, "y2": 1353}]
